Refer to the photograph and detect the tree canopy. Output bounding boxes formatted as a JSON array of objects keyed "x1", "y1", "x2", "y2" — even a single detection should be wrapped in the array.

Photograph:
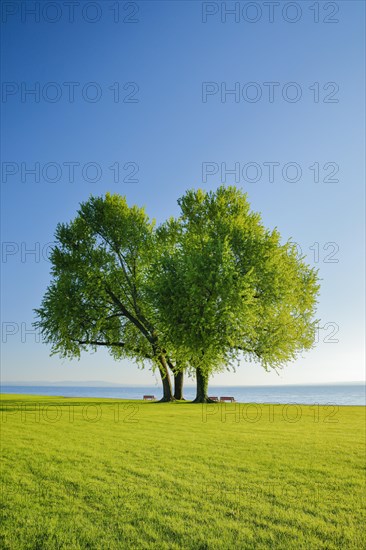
[
  {"x1": 35, "y1": 187, "x2": 320, "y2": 402},
  {"x1": 150, "y1": 186, "x2": 320, "y2": 400},
  {"x1": 35, "y1": 193, "x2": 178, "y2": 400}
]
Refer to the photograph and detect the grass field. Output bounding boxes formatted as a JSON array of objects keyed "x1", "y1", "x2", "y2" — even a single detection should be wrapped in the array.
[{"x1": 1, "y1": 394, "x2": 365, "y2": 549}]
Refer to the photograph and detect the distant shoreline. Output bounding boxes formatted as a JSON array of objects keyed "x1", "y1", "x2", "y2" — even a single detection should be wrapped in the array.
[
  {"x1": 1, "y1": 382, "x2": 365, "y2": 408},
  {"x1": 2, "y1": 381, "x2": 364, "y2": 388}
]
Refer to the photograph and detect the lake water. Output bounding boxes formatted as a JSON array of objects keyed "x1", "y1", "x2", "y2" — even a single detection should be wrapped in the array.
[{"x1": 1, "y1": 384, "x2": 365, "y2": 405}]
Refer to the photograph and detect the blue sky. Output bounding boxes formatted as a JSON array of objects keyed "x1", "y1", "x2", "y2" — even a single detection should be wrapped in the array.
[{"x1": 1, "y1": 1, "x2": 365, "y2": 385}]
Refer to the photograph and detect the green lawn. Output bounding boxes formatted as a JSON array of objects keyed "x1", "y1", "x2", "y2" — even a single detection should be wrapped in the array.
[{"x1": 1, "y1": 394, "x2": 365, "y2": 549}]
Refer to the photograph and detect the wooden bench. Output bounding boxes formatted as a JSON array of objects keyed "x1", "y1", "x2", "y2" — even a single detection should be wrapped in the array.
[
  {"x1": 143, "y1": 395, "x2": 156, "y2": 401},
  {"x1": 220, "y1": 396, "x2": 236, "y2": 403},
  {"x1": 208, "y1": 396, "x2": 219, "y2": 402}
]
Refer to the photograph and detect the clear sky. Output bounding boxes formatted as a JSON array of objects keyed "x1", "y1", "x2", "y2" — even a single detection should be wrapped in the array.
[{"x1": 1, "y1": 1, "x2": 365, "y2": 386}]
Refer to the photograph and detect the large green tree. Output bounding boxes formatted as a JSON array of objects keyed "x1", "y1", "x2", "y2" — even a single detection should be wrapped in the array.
[
  {"x1": 36, "y1": 188, "x2": 320, "y2": 404},
  {"x1": 151, "y1": 186, "x2": 320, "y2": 402},
  {"x1": 35, "y1": 193, "x2": 181, "y2": 401}
]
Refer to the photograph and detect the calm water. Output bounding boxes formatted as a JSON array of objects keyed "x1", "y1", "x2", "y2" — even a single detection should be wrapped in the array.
[{"x1": 1, "y1": 384, "x2": 365, "y2": 405}]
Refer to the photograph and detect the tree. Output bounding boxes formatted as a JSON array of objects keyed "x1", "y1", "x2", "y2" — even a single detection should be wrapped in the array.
[
  {"x1": 34, "y1": 193, "x2": 179, "y2": 401},
  {"x1": 150, "y1": 186, "x2": 320, "y2": 402},
  {"x1": 36, "y1": 188, "x2": 320, "y2": 404}
]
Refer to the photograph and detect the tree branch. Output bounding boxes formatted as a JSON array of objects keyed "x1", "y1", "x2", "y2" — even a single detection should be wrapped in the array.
[
  {"x1": 76, "y1": 339, "x2": 125, "y2": 347},
  {"x1": 105, "y1": 287, "x2": 154, "y2": 343},
  {"x1": 75, "y1": 338, "x2": 154, "y2": 360}
]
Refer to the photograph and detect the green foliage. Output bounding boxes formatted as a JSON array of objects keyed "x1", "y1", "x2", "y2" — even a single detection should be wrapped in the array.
[
  {"x1": 151, "y1": 186, "x2": 320, "y2": 376},
  {"x1": 35, "y1": 187, "x2": 320, "y2": 383},
  {"x1": 34, "y1": 193, "x2": 158, "y2": 368}
]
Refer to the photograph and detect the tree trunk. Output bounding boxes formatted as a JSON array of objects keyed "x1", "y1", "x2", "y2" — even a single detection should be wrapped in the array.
[
  {"x1": 174, "y1": 370, "x2": 185, "y2": 400},
  {"x1": 157, "y1": 355, "x2": 175, "y2": 402},
  {"x1": 192, "y1": 368, "x2": 215, "y2": 403}
]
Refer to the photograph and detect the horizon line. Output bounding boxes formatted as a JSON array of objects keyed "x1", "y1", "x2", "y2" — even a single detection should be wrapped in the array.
[{"x1": 1, "y1": 380, "x2": 365, "y2": 388}]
